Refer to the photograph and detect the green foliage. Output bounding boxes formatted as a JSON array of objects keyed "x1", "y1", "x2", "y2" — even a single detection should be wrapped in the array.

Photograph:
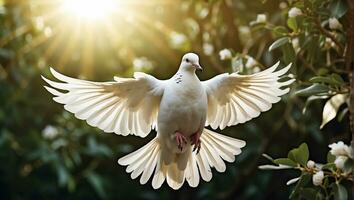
[
  {"x1": 288, "y1": 143, "x2": 309, "y2": 167},
  {"x1": 260, "y1": 142, "x2": 354, "y2": 199}
]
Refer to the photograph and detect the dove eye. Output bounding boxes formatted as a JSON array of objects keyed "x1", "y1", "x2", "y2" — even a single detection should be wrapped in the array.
[{"x1": 185, "y1": 58, "x2": 190, "y2": 63}]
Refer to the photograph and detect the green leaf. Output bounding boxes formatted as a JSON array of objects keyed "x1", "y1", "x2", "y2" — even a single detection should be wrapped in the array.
[
  {"x1": 302, "y1": 95, "x2": 330, "y2": 114},
  {"x1": 343, "y1": 159, "x2": 353, "y2": 174},
  {"x1": 86, "y1": 171, "x2": 107, "y2": 199},
  {"x1": 310, "y1": 76, "x2": 333, "y2": 84},
  {"x1": 273, "y1": 26, "x2": 289, "y2": 37},
  {"x1": 258, "y1": 164, "x2": 292, "y2": 170},
  {"x1": 310, "y1": 74, "x2": 344, "y2": 86},
  {"x1": 338, "y1": 108, "x2": 349, "y2": 122},
  {"x1": 289, "y1": 173, "x2": 311, "y2": 199},
  {"x1": 281, "y1": 43, "x2": 296, "y2": 63},
  {"x1": 329, "y1": 0, "x2": 348, "y2": 18},
  {"x1": 269, "y1": 37, "x2": 290, "y2": 51},
  {"x1": 262, "y1": 153, "x2": 274, "y2": 162},
  {"x1": 274, "y1": 158, "x2": 297, "y2": 167},
  {"x1": 287, "y1": 18, "x2": 298, "y2": 32},
  {"x1": 300, "y1": 188, "x2": 318, "y2": 200},
  {"x1": 320, "y1": 94, "x2": 347, "y2": 129},
  {"x1": 288, "y1": 143, "x2": 309, "y2": 166},
  {"x1": 298, "y1": 143, "x2": 309, "y2": 166},
  {"x1": 330, "y1": 73, "x2": 345, "y2": 85},
  {"x1": 327, "y1": 151, "x2": 336, "y2": 163},
  {"x1": 295, "y1": 84, "x2": 329, "y2": 97},
  {"x1": 321, "y1": 163, "x2": 336, "y2": 170},
  {"x1": 57, "y1": 165, "x2": 70, "y2": 187},
  {"x1": 333, "y1": 183, "x2": 347, "y2": 200}
]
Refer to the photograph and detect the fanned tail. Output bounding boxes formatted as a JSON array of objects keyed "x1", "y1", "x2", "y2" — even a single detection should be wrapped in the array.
[
  {"x1": 194, "y1": 128, "x2": 246, "y2": 182},
  {"x1": 118, "y1": 129, "x2": 246, "y2": 189}
]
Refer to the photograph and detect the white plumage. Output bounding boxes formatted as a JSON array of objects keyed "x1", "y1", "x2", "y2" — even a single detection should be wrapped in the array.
[{"x1": 42, "y1": 52, "x2": 294, "y2": 190}]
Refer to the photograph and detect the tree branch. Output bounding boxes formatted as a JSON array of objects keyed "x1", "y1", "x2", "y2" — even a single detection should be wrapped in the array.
[
  {"x1": 315, "y1": 18, "x2": 344, "y2": 55},
  {"x1": 345, "y1": 0, "x2": 354, "y2": 199}
]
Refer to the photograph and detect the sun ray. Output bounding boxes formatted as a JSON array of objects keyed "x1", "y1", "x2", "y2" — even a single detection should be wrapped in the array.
[
  {"x1": 129, "y1": 12, "x2": 180, "y2": 64},
  {"x1": 56, "y1": 23, "x2": 82, "y2": 69},
  {"x1": 80, "y1": 24, "x2": 95, "y2": 78},
  {"x1": 44, "y1": 21, "x2": 68, "y2": 62}
]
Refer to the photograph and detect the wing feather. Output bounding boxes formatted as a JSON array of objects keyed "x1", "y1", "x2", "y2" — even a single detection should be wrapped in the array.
[
  {"x1": 203, "y1": 62, "x2": 293, "y2": 129},
  {"x1": 42, "y1": 68, "x2": 165, "y2": 137}
]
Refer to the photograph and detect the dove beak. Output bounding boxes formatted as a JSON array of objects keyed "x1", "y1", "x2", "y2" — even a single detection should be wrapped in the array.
[{"x1": 193, "y1": 63, "x2": 203, "y2": 71}]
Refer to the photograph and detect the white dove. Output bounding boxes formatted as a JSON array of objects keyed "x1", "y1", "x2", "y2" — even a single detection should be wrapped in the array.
[{"x1": 42, "y1": 52, "x2": 294, "y2": 190}]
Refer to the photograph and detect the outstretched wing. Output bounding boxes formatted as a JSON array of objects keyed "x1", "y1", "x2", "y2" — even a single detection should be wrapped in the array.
[
  {"x1": 202, "y1": 62, "x2": 294, "y2": 130},
  {"x1": 42, "y1": 68, "x2": 165, "y2": 137}
]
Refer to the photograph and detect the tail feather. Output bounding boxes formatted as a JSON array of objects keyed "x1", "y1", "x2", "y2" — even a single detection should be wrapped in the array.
[
  {"x1": 201, "y1": 137, "x2": 226, "y2": 172},
  {"x1": 195, "y1": 148, "x2": 212, "y2": 182},
  {"x1": 117, "y1": 129, "x2": 246, "y2": 189},
  {"x1": 202, "y1": 132, "x2": 235, "y2": 162},
  {"x1": 140, "y1": 145, "x2": 160, "y2": 184},
  {"x1": 185, "y1": 151, "x2": 200, "y2": 187},
  {"x1": 151, "y1": 159, "x2": 166, "y2": 189},
  {"x1": 166, "y1": 163, "x2": 184, "y2": 190},
  {"x1": 118, "y1": 138, "x2": 160, "y2": 181},
  {"x1": 118, "y1": 137, "x2": 157, "y2": 166}
]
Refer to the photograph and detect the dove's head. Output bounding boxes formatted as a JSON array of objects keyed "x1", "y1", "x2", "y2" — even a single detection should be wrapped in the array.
[{"x1": 179, "y1": 53, "x2": 203, "y2": 72}]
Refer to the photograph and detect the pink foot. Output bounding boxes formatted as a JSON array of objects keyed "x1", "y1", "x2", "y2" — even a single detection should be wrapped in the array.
[
  {"x1": 190, "y1": 131, "x2": 201, "y2": 153},
  {"x1": 175, "y1": 132, "x2": 187, "y2": 151}
]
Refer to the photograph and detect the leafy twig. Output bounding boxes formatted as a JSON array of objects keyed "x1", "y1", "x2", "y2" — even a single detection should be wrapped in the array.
[{"x1": 315, "y1": 18, "x2": 344, "y2": 55}]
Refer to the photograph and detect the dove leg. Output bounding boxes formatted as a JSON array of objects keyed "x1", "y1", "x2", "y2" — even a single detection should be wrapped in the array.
[
  {"x1": 190, "y1": 131, "x2": 201, "y2": 153},
  {"x1": 175, "y1": 131, "x2": 187, "y2": 151}
]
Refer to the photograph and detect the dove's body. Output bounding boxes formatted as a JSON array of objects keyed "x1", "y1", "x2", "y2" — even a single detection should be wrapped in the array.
[
  {"x1": 42, "y1": 52, "x2": 294, "y2": 190},
  {"x1": 158, "y1": 71, "x2": 207, "y2": 153}
]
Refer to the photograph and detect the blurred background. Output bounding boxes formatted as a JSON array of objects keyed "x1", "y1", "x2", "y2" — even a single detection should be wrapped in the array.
[{"x1": 0, "y1": 0, "x2": 350, "y2": 199}]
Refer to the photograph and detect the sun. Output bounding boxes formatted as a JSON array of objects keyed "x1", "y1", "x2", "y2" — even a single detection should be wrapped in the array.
[{"x1": 62, "y1": 0, "x2": 117, "y2": 20}]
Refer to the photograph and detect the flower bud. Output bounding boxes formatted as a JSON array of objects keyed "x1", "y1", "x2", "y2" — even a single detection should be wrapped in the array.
[
  {"x1": 307, "y1": 160, "x2": 315, "y2": 168},
  {"x1": 312, "y1": 171, "x2": 324, "y2": 186},
  {"x1": 219, "y1": 49, "x2": 232, "y2": 60},
  {"x1": 329, "y1": 18, "x2": 342, "y2": 30},
  {"x1": 42, "y1": 125, "x2": 59, "y2": 139},
  {"x1": 245, "y1": 57, "x2": 257, "y2": 68},
  {"x1": 334, "y1": 156, "x2": 348, "y2": 170},
  {"x1": 288, "y1": 7, "x2": 302, "y2": 18},
  {"x1": 256, "y1": 14, "x2": 267, "y2": 23}
]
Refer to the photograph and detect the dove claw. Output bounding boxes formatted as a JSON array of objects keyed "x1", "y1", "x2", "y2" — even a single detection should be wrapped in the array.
[
  {"x1": 190, "y1": 131, "x2": 201, "y2": 154},
  {"x1": 175, "y1": 131, "x2": 187, "y2": 151}
]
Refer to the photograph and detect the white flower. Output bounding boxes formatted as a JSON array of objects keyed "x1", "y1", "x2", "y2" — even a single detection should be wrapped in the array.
[
  {"x1": 170, "y1": 32, "x2": 187, "y2": 49},
  {"x1": 288, "y1": 7, "x2": 302, "y2": 18},
  {"x1": 203, "y1": 43, "x2": 214, "y2": 55},
  {"x1": 325, "y1": 37, "x2": 336, "y2": 49},
  {"x1": 334, "y1": 156, "x2": 348, "y2": 170},
  {"x1": 133, "y1": 57, "x2": 153, "y2": 71},
  {"x1": 312, "y1": 171, "x2": 324, "y2": 186},
  {"x1": 307, "y1": 160, "x2": 315, "y2": 168},
  {"x1": 279, "y1": 2, "x2": 287, "y2": 10},
  {"x1": 329, "y1": 141, "x2": 354, "y2": 159},
  {"x1": 42, "y1": 125, "x2": 59, "y2": 139},
  {"x1": 245, "y1": 57, "x2": 257, "y2": 68},
  {"x1": 219, "y1": 49, "x2": 232, "y2": 60},
  {"x1": 288, "y1": 73, "x2": 295, "y2": 79},
  {"x1": 291, "y1": 37, "x2": 300, "y2": 53},
  {"x1": 329, "y1": 18, "x2": 342, "y2": 30},
  {"x1": 256, "y1": 14, "x2": 267, "y2": 23},
  {"x1": 239, "y1": 26, "x2": 251, "y2": 35}
]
